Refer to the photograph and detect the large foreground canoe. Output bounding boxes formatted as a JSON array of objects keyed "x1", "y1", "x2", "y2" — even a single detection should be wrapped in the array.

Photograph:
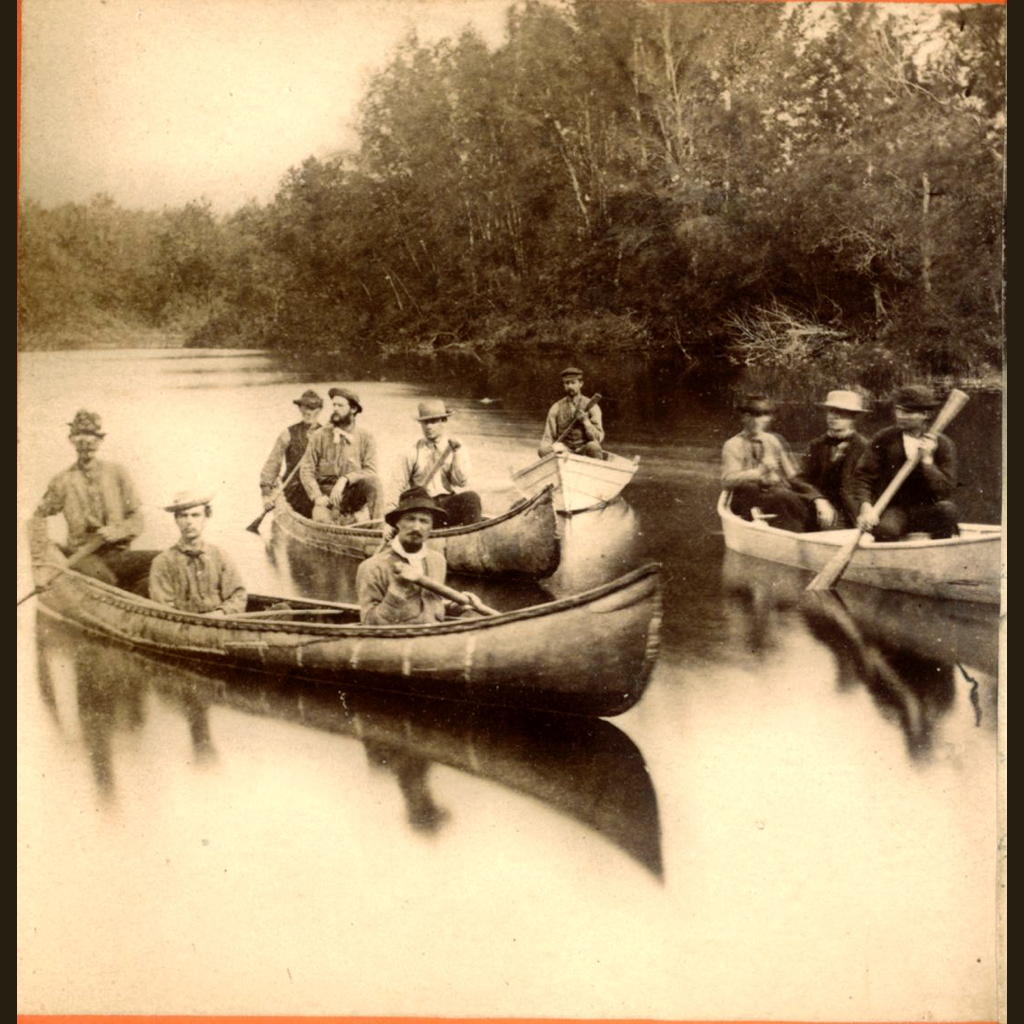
[
  {"x1": 511, "y1": 450, "x2": 640, "y2": 514},
  {"x1": 34, "y1": 547, "x2": 662, "y2": 717},
  {"x1": 271, "y1": 485, "x2": 560, "y2": 579},
  {"x1": 718, "y1": 492, "x2": 1001, "y2": 604}
]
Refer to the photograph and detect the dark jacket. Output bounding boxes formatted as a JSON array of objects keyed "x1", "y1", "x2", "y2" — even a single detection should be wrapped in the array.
[
  {"x1": 846, "y1": 426, "x2": 957, "y2": 513},
  {"x1": 798, "y1": 432, "x2": 869, "y2": 525}
]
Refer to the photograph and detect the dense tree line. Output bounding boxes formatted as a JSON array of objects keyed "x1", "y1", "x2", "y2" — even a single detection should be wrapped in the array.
[{"x1": 18, "y1": 1, "x2": 1004, "y2": 384}]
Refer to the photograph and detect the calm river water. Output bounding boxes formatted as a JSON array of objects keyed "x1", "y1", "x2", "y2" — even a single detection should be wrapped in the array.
[{"x1": 17, "y1": 349, "x2": 1003, "y2": 1020}]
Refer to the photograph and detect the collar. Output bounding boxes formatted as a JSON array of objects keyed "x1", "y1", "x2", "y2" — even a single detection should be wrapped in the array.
[
  {"x1": 419, "y1": 435, "x2": 448, "y2": 450},
  {"x1": 390, "y1": 536, "x2": 427, "y2": 566},
  {"x1": 174, "y1": 539, "x2": 207, "y2": 556},
  {"x1": 331, "y1": 426, "x2": 354, "y2": 444}
]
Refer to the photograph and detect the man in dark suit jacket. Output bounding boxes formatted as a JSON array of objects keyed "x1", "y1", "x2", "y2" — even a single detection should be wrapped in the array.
[
  {"x1": 797, "y1": 390, "x2": 870, "y2": 529},
  {"x1": 846, "y1": 384, "x2": 959, "y2": 541}
]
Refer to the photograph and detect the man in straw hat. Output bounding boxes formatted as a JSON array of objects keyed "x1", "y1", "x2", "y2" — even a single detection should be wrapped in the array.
[
  {"x1": 538, "y1": 366, "x2": 606, "y2": 460},
  {"x1": 148, "y1": 491, "x2": 247, "y2": 615},
  {"x1": 721, "y1": 395, "x2": 816, "y2": 532},
  {"x1": 299, "y1": 386, "x2": 382, "y2": 524},
  {"x1": 795, "y1": 389, "x2": 870, "y2": 529},
  {"x1": 259, "y1": 388, "x2": 323, "y2": 518},
  {"x1": 848, "y1": 384, "x2": 959, "y2": 541},
  {"x1": 389, "y1": 399, "x2": 482, "y2": 528},
  {"x1": 357, "y1": 487, "x2": 474, "y2": 625},
  {"x1": 29, "y1": 409, "x2": 152, "y2": 591}
]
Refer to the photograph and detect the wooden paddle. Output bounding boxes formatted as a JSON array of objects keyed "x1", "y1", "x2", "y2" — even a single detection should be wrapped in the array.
[
  {"x1": 18, "y1": 534, "x2": 108, "y2": 606},
  {"x1": 552, "y1": 393, "x2": 602, "y2": 448},
  {"x1": 806, "y1": 388, "x2": 969, "y2": 592},
  {"x1": 247, "y1": 449, "x2": 308, "y2": 533},
  {"x1": 409, "y1": 574, "x2": 500, "y2": 616}
]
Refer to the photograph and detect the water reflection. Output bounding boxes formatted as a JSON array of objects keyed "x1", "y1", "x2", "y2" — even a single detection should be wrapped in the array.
[
  {"x1": 720, "y1": 550, "x2": 999, "y2": 759},
  {"x1": 36, "y1": 619, "x2": 663, "y2": 876}
]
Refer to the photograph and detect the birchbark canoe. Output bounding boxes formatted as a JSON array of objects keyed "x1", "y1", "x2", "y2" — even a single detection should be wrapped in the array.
[
  {"x1": 718, "y1": 492, "x2": 1002, "y2": 604},
  {"x1": 271, "y1": 485, "x2": 560, "y2": 579},
  {"x1": 35, "y1": 621, "x2": 663, "y2": 875},
  {"x1": 511, "y1": 451, "x2": 640, "y2": 514},
  {"x1": 33, "y1": 547, "x2": 662, "y2": 717}
]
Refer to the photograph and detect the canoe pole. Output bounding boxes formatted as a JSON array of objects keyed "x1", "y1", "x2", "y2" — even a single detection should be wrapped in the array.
[
  {"x1": 806, "y1": 388, "x2": 969, "y2": 592},
  {"x1": 553, "y1": 393, "x2": 602, "y2": 447},
  {"x1": 18, "y1": 535, "x2": 108, "y2": 606},
  {"x1": 247, "y1": 443, "x2": 310, "y2": 534}
]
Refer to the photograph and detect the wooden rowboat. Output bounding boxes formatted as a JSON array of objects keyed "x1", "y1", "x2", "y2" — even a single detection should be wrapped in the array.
[
  {"x1": 718, "y1": 492, "x2": 1001, "y2": 604},
  {"x1": 271, "y1": 485, "x2": 560, "y2": 579},
  {"x1": 34, "y1": 547, "x2": 662, "y2": 717},
  {"x1": 511, "y1": 450, "x2": 640, "y2": 514}
]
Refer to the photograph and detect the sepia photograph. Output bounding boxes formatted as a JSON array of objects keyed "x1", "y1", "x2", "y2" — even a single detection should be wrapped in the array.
[{"x1": 17, "y1": 0, "x2": 1005, "y2": 1021}]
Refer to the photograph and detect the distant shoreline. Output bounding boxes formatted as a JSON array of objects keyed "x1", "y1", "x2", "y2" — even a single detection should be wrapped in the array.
[{"x1": 18, "y1": 326, "x2": 187, "y2": 351}]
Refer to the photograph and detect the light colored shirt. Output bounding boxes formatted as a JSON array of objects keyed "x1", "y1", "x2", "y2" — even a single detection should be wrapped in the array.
[
  {"x1": 299, "y1": 424, "x2": 378, "y2": 501},
  {"x1": 539, "y1": 396, "x2": 605, "y2": 455},
  {"x1": 356, "y1": 542, "x2": 447, "y2": 625},
  {"x1": 32, "y1": 459, "x2": 143, "y2": 555},
  {"x1": 148, "y1": 540, "x2": 247, "y2": 615},
  {"x1": 721, "y1": 431, "x2": 800, "y2": 489},
  {"x1": 391, "y1": 436, "x2": 470, "y2": 507}
]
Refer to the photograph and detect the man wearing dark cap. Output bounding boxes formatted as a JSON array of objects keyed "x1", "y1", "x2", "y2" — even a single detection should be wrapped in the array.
[
  {"x1": 29, "y1": 410, "x2": 152, "y2": 591},
  {"x1": 389, "y1": 399, "x2": 483, "y2": 527},
  {"x1": 847, "y1": 384, "x2": 959, "y2": 541},
  {"x1": 259, "y1": 389, "x2": 323, "y2": 518},
  {"x1": 355, "y1": 488, "x2": 450, "y2": 625},
  {"x1": 538, "y1": 367, "x2": 606, "y2": 460},
  {"x1": 148, "y1": 491, "x2": 247, "y2": 615},
  {"x1": 299, "y1": 386, "x2": 382, "y2": 524},
  {"x1": 722, "y1": 395, "x2": 816, "y2": 531}
]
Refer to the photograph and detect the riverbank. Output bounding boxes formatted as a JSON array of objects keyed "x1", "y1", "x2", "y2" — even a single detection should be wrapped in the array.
[{"x1": 19, "y1": 325, "x2": 187, "y2": 351}]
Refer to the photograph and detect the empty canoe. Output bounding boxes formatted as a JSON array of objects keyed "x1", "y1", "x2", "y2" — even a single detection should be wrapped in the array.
[
  {"x1": 511, "y1": 450, "x2": 640, "y2": 514},
  {"x1": 718, "y1": 492, "x2": 1001, "y2": 604}
]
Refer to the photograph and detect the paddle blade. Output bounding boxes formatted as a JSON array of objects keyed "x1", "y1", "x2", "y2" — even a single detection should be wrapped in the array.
[{"x1": 245, "y1": 512, "x2": 268, "y2": 534}]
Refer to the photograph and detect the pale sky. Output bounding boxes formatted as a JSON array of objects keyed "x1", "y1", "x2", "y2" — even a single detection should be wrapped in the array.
[{"x1": 19, "y1": 0, "x2": 511, "y2": 212}]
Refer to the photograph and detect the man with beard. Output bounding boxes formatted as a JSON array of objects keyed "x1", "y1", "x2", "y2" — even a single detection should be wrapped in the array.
[
  {"x1": 356, "y1": 487, "x2": 471, "y2": 625},
  {"x1": 538, "y1": 366, "x2": 606, "y2": 460},
  {"x1": 148, "y1": 491, "x2": 247, "y2": 615},
  {"x1": 29, "y1": 409, "x2": 153, "y2": 592},
  {"x1": 299, "y1": 386, "x2": 382, "y2": 524},
  {"x1": 258, "y1": 388, "x2": 323, "y2": 518}
]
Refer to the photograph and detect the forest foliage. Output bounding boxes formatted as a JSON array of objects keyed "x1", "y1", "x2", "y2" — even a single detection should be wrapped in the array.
[{"x1": 18, "y1": 1, "x2": 1005, "y2": 384}]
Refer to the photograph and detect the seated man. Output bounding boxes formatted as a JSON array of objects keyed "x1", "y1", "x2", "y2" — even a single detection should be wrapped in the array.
[
  {"x1": 259, "y1": 388, "x2": 323, "y2": 518},
  {"x1": 299, "y1": 386, "x2": 382, "y2": 524},
  {"x1": 29, "y1": 409, "x2": 154, "y2": 593},
  {"x1": 390, "y1": 399, "x2": 482, "y2": 527},
  {"x1": 538, "y1": 366, "x2": 606, "y2": 460},
  {"x1": 148, "y1": 491, "x2": 247, "y2": 615},
  {"x1": 796, "y1": 389, "x2": 870, "y2": 529},
  {"x1": 847, "y1": 384, "x2": 958, "y2": 541},
  {"x1": 357, "y1": 488, "x2": 471, "y2": 625},
  {"x1": 721, "y1": 395, "x2": 815, "y2": 533}
]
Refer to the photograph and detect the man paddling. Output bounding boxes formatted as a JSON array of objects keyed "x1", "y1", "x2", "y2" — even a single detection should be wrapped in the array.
[
  {"x1": 29, "y1": 410, "x2": 153, "y2": 592},
  {"x1": 389, "y1": 399, "x2": 482, "y2": 527},
  {"x1": 538, "y1": 366, "x2": 606, "y2": 460},
  {"x1": 258, "y1": 388, "x2": 323, "y2": 518},
  {"x1": 356, "y1": 488, "x2": 476, "y2": 625},
  {"x1": 148, "y1": 491, "x2": 247, "y2": 615},
  {"x1": 299, "y1": 386, "x2": 382, "y2": 524},
  {"x1": 847, "y1": 384, "x2": 959, "y2": 541}
]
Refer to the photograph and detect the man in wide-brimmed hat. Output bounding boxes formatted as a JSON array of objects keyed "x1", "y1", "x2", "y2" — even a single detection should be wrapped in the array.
[
  {"x1": 299, "y1": 385, "x2": 382, "y2": 524},
  {"x1": 389, "y1": 399, "x2": 482, "y2": 527},
  {"x1": 721, "y1": 395, "x2": 816, "y2": 531},
  {"x1": 148, "y1": 491, "x2": 247, "y2": 615},
  {"x1": 538, "y1": 366, "x2": 606, "y2": 460},
  {"x1": 847, "y1": 384, "x2": 959, "y2": 540},
  {"x1": 356, "y1": 487, "x2": 477, "y2": 625},
  {"x1": 259, "y1": 389, "x2": 323, "y2": 518},
  {"x1": 29, "y1": 409, "x2": 153, "y2": 591},
  {"x1": 795, "y1": 389, "x2": 870, "y2": 530}
]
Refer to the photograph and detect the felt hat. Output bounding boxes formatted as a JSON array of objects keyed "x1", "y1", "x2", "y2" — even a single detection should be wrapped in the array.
[
  {"x1": 738, "y1": 395, "x2": 776, "y2": 415},
  {"x1": 164, "y1": 490, "x2": 213, "y2": 514},
  {"x1": 560, "y1": 366, "x2": 584, "y2": 379},
  {"x1": 327, "y1": 386, "x2": 363, "y2": 414},
  {"x1": 819, "y1": 389, "x2": 865, "y2": 414},
  {"x1": 293, "y1": 389, "x2": 323, "y2": 409},
  {"x1": 385, "y1": 487, "x2": 448, "y2": 529},
  {"x1": 414, "y1": 399, "x2": 451, "y2": 422},
  {"x1": 891, "y1": 384, "x2": 939, "y2": 411},
  {"x1": 67, "y1": 409, "x2": 105, "y2": 437}
]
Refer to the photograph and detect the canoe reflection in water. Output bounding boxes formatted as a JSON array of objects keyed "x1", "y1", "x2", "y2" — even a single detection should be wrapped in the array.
[
  {"x1": 35, "y1": 619, "x2": 663, "y2": 877},
  {"x1": 721, "y1": 550, "x2": 999, "y2": 760}
]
